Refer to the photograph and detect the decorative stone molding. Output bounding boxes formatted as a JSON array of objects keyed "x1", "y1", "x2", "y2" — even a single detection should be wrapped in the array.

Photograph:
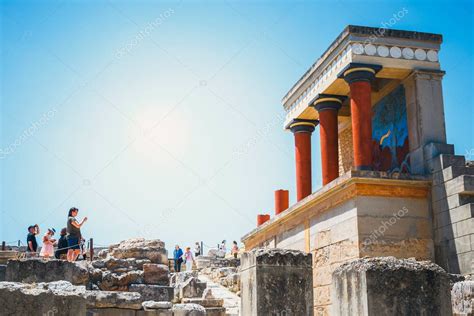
[{"x1": 282, "y1": 25, "x2": 442, "y2": 128}]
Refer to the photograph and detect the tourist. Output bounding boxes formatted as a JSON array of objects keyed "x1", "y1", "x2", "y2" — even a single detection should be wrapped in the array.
[
  {"x1": 55, "y1": 228, "x2": 68, "y2": 259},
  {"x1": 26, "y1": 224, "x2": 39, "y2": 255},
  {"x1": 219, "y1": 240, "x2": 226, "y2": 253},
  {"x1": 39, "y1": 228, "x2": 56, "y2": 259},
  {"x1": 231, "y1": 240, "x2": 239, "y2": 259},
  {"x1": 194, "y1": 242, "x2": 201, "y2": 257},
  {"x1": 173, "y1": 245, "x2": 183, "y2": 272},
  {"x1": 66, "y1": 207, "x2": 88, "y2": 262},
  {"x1": 184, "y1": 246, "x2": 194, "y2": 271}
]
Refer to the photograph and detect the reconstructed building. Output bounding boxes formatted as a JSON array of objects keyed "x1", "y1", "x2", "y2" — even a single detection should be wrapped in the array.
[{"x1": 241, "y1": 25, "x2": 474, "y2": 315}]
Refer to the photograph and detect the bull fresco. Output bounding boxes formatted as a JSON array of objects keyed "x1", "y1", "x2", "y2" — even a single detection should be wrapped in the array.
[{"x1": 371, "y1": 85, "x2": 410, "y2": 173}]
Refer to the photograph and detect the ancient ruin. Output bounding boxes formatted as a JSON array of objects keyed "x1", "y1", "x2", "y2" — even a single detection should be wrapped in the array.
[{"x1": 0, "y1": 25, "x2": 473, "y2": 316}]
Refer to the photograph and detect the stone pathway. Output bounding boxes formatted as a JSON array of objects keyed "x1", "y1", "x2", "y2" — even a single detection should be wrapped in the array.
[{"x1": 198, "y1": 274, "x2": 240, "y2": 316}]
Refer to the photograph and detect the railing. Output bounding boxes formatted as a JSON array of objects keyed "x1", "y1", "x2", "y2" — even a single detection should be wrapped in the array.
[{"x1": 1, "y1": 238, "x2": 95, "y2": 261}]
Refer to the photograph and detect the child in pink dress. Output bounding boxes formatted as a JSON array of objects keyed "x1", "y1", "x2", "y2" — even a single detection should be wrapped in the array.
[{"x1": 40, "y1": 228, "x2": 56, "y2": 259}]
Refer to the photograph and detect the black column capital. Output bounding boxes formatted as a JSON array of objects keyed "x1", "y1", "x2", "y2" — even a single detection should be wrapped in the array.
[
  {"x1": 286, "y1": 119, "x2": 319, "y2": 133},
  {"x1": 310, "y1": 94, "x2": 347, "y2": 112},
  {"x1": 338, "y1": 63, "x2": 382, "y2": 84}
]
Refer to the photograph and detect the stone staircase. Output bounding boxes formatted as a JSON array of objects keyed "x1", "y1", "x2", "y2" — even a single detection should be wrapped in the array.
[
  {"x1": 198, "y1": 274, "x2": 240, "y2": 316},
  {"x1": 430, "y1": 154, "x2": 474, "y2": 275}
]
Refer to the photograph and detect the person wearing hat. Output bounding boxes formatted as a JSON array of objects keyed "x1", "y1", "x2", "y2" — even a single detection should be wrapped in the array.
[
  {"x1": 40, "y1": 228, "x2": 56, "y2": 259},
  {"x1": 26, "y1": 224, "x2": 40, "y2": 255}
]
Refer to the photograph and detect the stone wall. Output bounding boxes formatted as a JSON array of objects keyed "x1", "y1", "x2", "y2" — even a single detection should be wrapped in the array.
[
  {"x1": 244, "y1": 190, "x2": 433, "y2": 315},
  {"x1": 429, "y1": 152, "x2": 474, "y2": 275},
  {"x1": 338, "y1": 125, "x2": 353, "y2": 175},
  {"x1": 332, "y1": 257, "x2": 453, "y2": 316},
  {"x1": 240, "y1": 249, "x2": 313, "y2": 316}
]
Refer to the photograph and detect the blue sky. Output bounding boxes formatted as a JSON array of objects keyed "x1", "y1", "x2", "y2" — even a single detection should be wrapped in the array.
[{"x1": 1, "y1": 0, "x2": 473, "y2": 253}]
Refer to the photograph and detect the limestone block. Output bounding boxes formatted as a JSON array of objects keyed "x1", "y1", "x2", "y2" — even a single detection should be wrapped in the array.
[
  {"x1": 109, "y1": 238, "x2": 168, "y2": 264},
  {"x1": 99, "y1": 270, "x2": 143, "y2": 291},
  {"x1": 172, "y1": 303, "x2": 206, "y2": 316},
  {"x1": 136, "y1": 310, "x2": 173, "y2": 316},
  {"x1": 83, "y1": 290, "x2": 142, "y2": 309},
  {"x1": 456, "y1": 217, "x2": 474, "y2": 239},
  {"x1": 426, "y1": 154, "x2": 466, "y2": 174},
  {"x1": 182, "y1": 298, "x2": 224, "y2": 307},
  {"x1": 204, "y1": 307, "x2": 226, "y2": 316},
  {"x1": 332, "y1": 257, "x2": 452, "y2": 316},
  {"x1": 6, "y1": 258, "x2": 92, "y2": 285},
  {"x1": 129, "y1": 284, "x2": 174, "y2": 302},
  {"x1": 452, "y1": 281, "x2": 474, "y2": 316},
  {"x1": 86, "y1": 308, "x2": 136, "y2": 316},
  {"x1": 143, "y1": 263, "x2": 170, "y2": 285},
  {"x1": 179, "y1": 277, "x2": 207, "y2": 298},
  {"x1": 0, "y1": 281, "x2": 86, "y2": 316},
  {"x1": 240, "y1": 248, "x2": 313, "y2": 316}
]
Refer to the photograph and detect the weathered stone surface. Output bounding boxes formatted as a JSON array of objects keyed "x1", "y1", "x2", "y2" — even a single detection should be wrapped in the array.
[
  {"x1": 180, "y1": 277, "x2": 207, "y2": 298},
  {"x1": 84, "y1": 289, "x2": 142, "y2": 309},
  {"x1": 172, "y1": 303, "x2": 206, "y2": 316},
  {"x1": 204, "y1": 307, "x2": 227, "y2": 316},
  {"x1": 109, "y1": 238, "x2": 168, "y2": 264},
  {"x1": 136, "y1": 310, "x2": 172, "y2": 316},
  {"x1": 97, "y1": 248, "x2": 109, "y2": 259},
  {"x1": 136, "y1": 310, "x2": 173, "y2": 316},
  {"x1": 332, "y1": 257, "x2": 453, "y2": 316},
  {"x1": 86, "y1": 308, "x2": 136, "y2": 316},
  {"x1": 452, "y1": 280, "x2": 474, "y2": 316},
  {"x1": 93, "y1": 257, "x2": 151, "y2": 272},
  {"x1": 202, "y1": 287, "x2": 214, "y2": 299},
  {"x1": 219, "y1": 273, "x2": 240, "y2": 292},
  {"x1": 6, "y1": 258, "x2": 92, "y2": 285},
  {"x1": 207, "y1": 249, "x2": 225, "y2": 258},
  {"x1": 99, "y1": 270, "x2": 143, "y2": 291},
  {"x1": 171, "y1": 271, "x2": 198, "y2": 286},
  {"x1": 182, "y1": 297, "x2": 224, "y2": 307},
  {"x1": 143, "y1": 263, "x2": 170, "y2": 285},
  {"x1": 0, "y1": 281, "x2": 86, "y2": 315},
  {"x1": 142, "y1": 300, "x2": 173, "y2": 309},
  {"x1": 129, "y1": 284, "x2": 174, "y2": 302},
  {"x1": 240, "y1": 248, "x2": 313, "y2": 316}
]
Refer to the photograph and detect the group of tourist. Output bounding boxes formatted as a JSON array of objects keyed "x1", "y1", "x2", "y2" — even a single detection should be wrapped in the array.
[
  {"x1": 26, "y1": 207, "x2": 88, "y2": 262},
  {"x1": 172, "y1": 240, "x2": 240, "y2": 272}
]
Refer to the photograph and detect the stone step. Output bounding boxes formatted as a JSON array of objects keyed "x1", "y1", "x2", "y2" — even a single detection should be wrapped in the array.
[
  {"x1": 432, "y1": 175, "x2": 474, "y2": 202},
  {"x1": 433, "y1": 193, "x2": 474, "y2": 214},
  {"x1": 445, "y1": 175, "x2": 474, "y2": 197},
  {"x1": 435, "y1": 203, "x2": 474, "y2": 229},
  {"x1": 432, "y1": 165, "x2": 474, "y2": 186},
  {"x1": 427, "y1": 154, "x2": 466, "y2": 173}
]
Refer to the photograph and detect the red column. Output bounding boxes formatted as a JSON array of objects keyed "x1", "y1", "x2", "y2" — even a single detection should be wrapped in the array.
[
  {"x1": 289, "y1": 120, "x2": 317, "y2": 202},
  {"x1": 313, "y1": 94, "x2": 345, "y2": 185},
  {"x1": 294, "y1": 131, "x2": 312, "y2": 201},
  {"x1": 340, "y1": 64, "x2": 381, "y2": 170},
  {"x1": 257, "y1": 214, "x2": 270, "y2": 226},
  {"x1": 349, "y1": 81, "x2": 373, "y2": 170},
  {"x1": 319, "y1": 110, "x2": 339, "y2": 185},
  {"x1": 274, "y1": 189, "x2": 289, "y2": 215}
]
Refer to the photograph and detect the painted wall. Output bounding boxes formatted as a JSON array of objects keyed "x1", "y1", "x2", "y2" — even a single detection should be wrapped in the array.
[{"x1": 371, "y1": 85, "x2": 410, "y2": 173}]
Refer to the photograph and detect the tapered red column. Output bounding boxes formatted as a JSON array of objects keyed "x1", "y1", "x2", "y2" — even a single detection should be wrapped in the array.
[
  {"x1": 288, "y1": 119, "x2": 318, "y2": 201},
  {"x1": 311, "y1": 94, "x2": 346, "y2": 185},
  {"x1": 274, "y1": 189, "x2": 289, "y2": 215},
  {"x1": 339, "y1": 63, "x2": 382, "y2": 170},
  {"x1": 257, "y1": 214, "x2": 270, "y2": 226}
]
